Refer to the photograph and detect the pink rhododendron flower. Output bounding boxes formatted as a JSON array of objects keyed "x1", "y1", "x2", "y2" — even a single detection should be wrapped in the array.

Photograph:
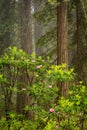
[
  {"x1": 36, "y1": 74, "x2": 39, "y2": 77},
  {"x1": 48, "y1": 85, "x2": 52, "y2": 88},
  {"x1": 22, "y1": 88, "x2": 26, "y2": 91},
  {"x1": 49, "y1": 108, "x2": 54, "y2": 113},
  {"x1": 36, "y1": 65, "x2": 42, "y2": 69}
]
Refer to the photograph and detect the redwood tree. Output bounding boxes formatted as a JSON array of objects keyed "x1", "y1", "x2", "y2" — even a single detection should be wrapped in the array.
[
  {"x1": 76, "y1": 0, "x2": 85, "y2": 83},
  {"x1": 57, "y1": 0, "x2": 68, "y2": 96},
  {"x1": 17, "y1": 0, "x2": 33, "y2": 119}
]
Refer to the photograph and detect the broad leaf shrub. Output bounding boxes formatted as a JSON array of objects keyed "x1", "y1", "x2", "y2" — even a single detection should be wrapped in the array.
[
  {"x1": 0, "y1": 47, "x2": 87, "y2": 130},
  {"x1": 54, "y1": 82, "x2": 87, "y2": 130}
]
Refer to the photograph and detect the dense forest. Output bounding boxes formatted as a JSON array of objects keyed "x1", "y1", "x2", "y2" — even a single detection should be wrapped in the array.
[{"x1": 0, "y1": 0, "x2": 87, "y2": 129}]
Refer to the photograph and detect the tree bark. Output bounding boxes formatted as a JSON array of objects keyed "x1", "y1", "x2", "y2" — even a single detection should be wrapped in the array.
[
  {"x1": 0, "y1": 0, "x2": 11, "y2": 54},
  {"x1": 33, "y1": 0, "x2": 43, "y2": 56},
  {"x1": 19, "y1": 0, "x2": 32, "y2": 54},
  {"x1": 76, "y1": 0, "x2": 84, "y2": 82},
  {"x1": 17, "y1": 0, "x2": 33, "y2": 119},
  {"x1": 57, "y1": 1, "x2": 68, "y2": 97}
]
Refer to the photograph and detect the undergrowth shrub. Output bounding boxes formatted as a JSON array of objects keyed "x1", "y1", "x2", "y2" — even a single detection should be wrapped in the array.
[{"x1": 0, "y1": 47, "x2": 87, "y2": 130}]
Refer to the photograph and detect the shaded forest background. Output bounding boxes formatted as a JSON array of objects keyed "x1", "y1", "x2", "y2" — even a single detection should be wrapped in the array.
[
  {"x1": 0, "y1": 0, "x2": 87, "y2": 129},
  {"x1": 0, "y1": 0, "x2": 87, "y2": 82}
]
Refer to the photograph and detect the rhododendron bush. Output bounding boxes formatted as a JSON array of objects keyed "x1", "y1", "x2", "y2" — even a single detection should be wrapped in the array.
[{"x1": 0, "y1": 47, "x2": 87, "y2": 130}]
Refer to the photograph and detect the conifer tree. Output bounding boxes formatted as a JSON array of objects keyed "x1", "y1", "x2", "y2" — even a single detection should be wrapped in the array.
[{"x1": 57, "y1": 0, "x2": 68, "y2": 96}]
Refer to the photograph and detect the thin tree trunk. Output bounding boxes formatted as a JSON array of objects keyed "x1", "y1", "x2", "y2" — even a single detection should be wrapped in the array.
[
  {"x1": 76, "y1": 0, "x2": 84, "y2": 82},
  {"x1": 57, "y1": 1, "x2": 68, "y2": 97}
]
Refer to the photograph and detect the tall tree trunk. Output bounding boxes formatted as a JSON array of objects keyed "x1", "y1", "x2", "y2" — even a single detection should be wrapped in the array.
[
  {"x1": 19, "y1": 0, "x2": 32, "y2": 53},
  {"x1": 17, "y1": 0, "x2": 33, "y2": 119},
  {"x1": 0, "y1": 0, "x2": 11, "y2": 54},
  {"x1": 57, "y1": 1, "x2": 68, "y2": 97},
  {"x1": 76, "y1": 0, "x2": 84, "y2": 82},
  {"x1": 33, "y1": 0, "x2": 43, "y2": 56}
]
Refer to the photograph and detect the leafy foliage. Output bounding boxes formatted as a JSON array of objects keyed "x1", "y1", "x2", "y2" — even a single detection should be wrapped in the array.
[{"x1": 0, "y1": 47, "x2": 87, "y2": 129}]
